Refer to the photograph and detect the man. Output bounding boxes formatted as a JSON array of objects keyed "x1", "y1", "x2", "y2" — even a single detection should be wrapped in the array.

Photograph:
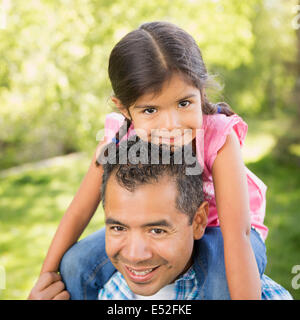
[
  {"x1": 98, "y1": 140, "x2": 208, "y2": 299},
  {"x1": 28, "y1": 138, "x2": 293, "y2": 300}
]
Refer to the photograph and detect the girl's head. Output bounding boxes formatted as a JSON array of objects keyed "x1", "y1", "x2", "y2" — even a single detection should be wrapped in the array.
[{"x1": 108, "y1": 21, "x2": 233, "y2": 144}]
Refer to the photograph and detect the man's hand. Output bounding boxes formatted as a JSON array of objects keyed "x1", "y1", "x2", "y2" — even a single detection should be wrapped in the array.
[{"x1": 28, "y1": 272, "x2": 70, "y2": 300}]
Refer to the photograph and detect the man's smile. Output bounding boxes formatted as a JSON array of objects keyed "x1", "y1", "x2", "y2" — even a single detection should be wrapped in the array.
[{"x1": 124, "y1": 264, "x2": 161, "y2": 283}]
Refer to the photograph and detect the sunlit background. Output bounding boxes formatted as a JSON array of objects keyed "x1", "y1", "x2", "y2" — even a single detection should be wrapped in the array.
[{"x1": 0, "y1": 0, "x2": 300, "y2": 299}]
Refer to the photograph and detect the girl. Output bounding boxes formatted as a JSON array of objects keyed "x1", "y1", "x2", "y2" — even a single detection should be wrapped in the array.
[{"x1": 38, "y1": 21, "x2": 268, "y2": 300}]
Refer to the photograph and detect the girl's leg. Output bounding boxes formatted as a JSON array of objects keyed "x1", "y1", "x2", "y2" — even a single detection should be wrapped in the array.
[
  {"x1": 249, "y1": 226, "x2": 267, "y2": 276},
  {"x1": 195, "y1": 226, "x2": 267, "y2": 300},
  {"x1": 59, "y1": 227, "x2": 115, "y2": 300}
]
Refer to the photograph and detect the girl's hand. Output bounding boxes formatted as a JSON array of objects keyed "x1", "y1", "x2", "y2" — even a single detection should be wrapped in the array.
[{"x1": 28, "y1": 272, "x2": 70, "y2": 300}]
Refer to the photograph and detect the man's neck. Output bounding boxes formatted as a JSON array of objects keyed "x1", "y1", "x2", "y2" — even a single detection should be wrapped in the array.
[{"x1": 173, "y1": 248, "x2": 195, "y2": 283}]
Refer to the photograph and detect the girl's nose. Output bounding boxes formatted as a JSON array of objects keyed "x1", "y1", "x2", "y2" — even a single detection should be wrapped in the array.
[{"x1": 160, "y1": 111, "x2": 181, "y2": 131}]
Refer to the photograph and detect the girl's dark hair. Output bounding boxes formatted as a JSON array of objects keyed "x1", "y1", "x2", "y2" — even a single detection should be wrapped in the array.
[{"x1": 97, "y1": 21, "x2": 233, "y2": 165}]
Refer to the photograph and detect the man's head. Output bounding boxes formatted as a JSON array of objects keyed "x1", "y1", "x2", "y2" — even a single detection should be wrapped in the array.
[{"x1": 100, "y1": 138, "x2": 208, "y2": 296}]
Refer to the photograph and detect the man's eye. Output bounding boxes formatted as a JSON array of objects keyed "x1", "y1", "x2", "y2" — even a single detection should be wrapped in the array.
[
  {"x1": 150, "y1": 228, "x2": 166, "y2": 235},
  {"x1": 111, "y1": 226, "x2": 125, "y2": 232},
  {"x1": 178, "y1": 100, "x2": 190, "y2": 108},
  {"x1": 143, "y1": 108, "x2": 157, "y2": 114}
]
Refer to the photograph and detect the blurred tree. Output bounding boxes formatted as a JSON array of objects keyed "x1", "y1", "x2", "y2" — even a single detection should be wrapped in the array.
[
  {"x1": 271, "y1": 0, "x2": 300, "y2": 165},
  {"x1": 0, "y1": 0, "x2": 298, "y2": 169},
  {"x1": 216, "y1": 0, "x2": 296, "y2": 117},
  {"x1": 296, "y1": 3, "x2": 300, "y2": 119}
]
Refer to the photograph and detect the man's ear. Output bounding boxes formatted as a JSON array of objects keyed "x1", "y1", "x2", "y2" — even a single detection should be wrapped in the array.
[
  {"x1": 192, "y1": 201, "x2": 209, "y2": 240},
  {"x1": 111, "y1": 96, "x2": 131, "y2": 120}
]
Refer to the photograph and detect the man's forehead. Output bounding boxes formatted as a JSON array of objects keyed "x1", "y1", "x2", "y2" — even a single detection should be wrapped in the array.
[
  {"x1": 104, "y1": 174, "x2": 189, "y2": 225},
  {"x1": 106, "y1": 172, "x2": 177, "y2": 202}
]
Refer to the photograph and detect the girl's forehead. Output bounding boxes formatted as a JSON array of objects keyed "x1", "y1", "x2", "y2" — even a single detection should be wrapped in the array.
[{"x1": 135, "y1": 74, "x2": 200, "y2": 103}]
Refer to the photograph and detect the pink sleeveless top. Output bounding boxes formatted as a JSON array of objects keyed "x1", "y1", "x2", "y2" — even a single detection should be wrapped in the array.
[{"x1": 104, "y1": 112, "x2": 268, "y2": 240}]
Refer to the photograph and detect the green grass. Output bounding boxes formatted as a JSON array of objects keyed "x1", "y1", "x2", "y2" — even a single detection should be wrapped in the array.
[
  {"x1": 247, "y1": 156, "x2": 300, "y2": 300},
  {"x1": 0, "y1": 124, "x2": 299, "y2": 300},
  {"x1": 0, "y1": 154, "x2": 105, "y2": 300}
]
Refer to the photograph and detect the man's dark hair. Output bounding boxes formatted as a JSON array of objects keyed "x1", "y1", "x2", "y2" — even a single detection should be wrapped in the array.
[{"x1": 100, "y1": 137, "x2": 204, "y2": 224}]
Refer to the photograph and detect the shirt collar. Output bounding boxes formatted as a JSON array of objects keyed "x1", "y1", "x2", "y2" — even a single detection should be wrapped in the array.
[
  {"x1": 99, "y1": 263, "x2": 200, "y2": 300},
  {"x1": 131, "y1": 264, "x2": 198, "y2": 300},
  {"x1": 174, "y1": 265, "x2": 196, "y2": 283}
]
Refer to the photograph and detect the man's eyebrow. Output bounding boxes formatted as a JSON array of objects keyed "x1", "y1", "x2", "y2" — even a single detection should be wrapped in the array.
[
  {"x1": 105, "y1": 218, "x2": 129, "y2": 228},
  {"x1": 133, "y1": 93, "x2": 198, "y2": 109},
  {"x1": 105, "y1": 218, "x2": 173, "y2": 228},
  {"x1": 141, "y1": 220, "x2": 173, "y2": 228}
]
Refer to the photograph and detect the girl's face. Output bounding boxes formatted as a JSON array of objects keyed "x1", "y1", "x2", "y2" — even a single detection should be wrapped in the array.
[{"x1": 113, "y1": 73, "x2": 203, "y2": 146}]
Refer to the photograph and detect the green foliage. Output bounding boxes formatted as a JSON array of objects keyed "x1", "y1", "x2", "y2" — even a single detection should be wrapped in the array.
[{"x1": 1, "y1": 0, "x2": 297, "y2": 169}]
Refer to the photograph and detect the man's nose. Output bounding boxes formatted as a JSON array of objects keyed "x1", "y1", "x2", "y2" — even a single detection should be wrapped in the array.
[{"x1": 123, "y1": 233, "x2": 152, "y2": 263}]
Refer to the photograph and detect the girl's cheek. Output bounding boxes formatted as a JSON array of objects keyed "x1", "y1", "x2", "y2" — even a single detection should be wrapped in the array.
[
  {"x1": 192, "y1": 116, "x2": 203, "y2": 130},
  {"x1": 132, "y1": 118, "x2": 153, "y2": 137},
  {"x1": 134, "y1": 126, "x2": 152, "y2": 142}
]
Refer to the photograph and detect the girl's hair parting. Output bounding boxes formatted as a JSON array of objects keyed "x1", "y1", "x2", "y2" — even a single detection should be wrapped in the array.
[{"x1": 96, "y1": 21, "x2": 233, "y2": 165}]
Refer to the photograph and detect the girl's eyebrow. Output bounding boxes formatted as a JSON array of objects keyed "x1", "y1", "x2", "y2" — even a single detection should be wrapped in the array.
[{"x1": 133, "y1": 93, "x2": 198, "y2": 109}]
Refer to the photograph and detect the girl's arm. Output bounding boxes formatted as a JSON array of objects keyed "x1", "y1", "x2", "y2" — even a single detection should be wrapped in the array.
[
  {"x1": 212, "y1": 130, "x2": 261, "y2": 300},
  {"x1": 40, "y1": 140, "x2": 106, "y2": 274}
]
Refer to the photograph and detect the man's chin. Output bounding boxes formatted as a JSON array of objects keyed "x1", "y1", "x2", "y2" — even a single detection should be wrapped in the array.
[{"x1": 127, "y1": 282, "x2": 161, "y2": 297}]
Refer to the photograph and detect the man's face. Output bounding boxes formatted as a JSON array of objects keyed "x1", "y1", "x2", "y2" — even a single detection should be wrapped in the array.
[{"x1": 104, "y1": 174, "x2": 207, "y2": 296}]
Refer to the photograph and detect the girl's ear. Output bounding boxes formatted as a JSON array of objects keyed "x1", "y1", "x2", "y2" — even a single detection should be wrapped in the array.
[
  {"x1": 111, "y1": 96, "x2": 131, "y2": 120},
  {"x1": 192, "y1": 201, "x2": 209, "y2": 240}
]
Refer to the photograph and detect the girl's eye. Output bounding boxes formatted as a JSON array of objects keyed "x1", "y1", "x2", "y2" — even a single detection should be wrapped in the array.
[
  {"x1": 178, "y1": 100, "x2": 190, "y2": 108},
  {"x1": 150, "y1": 228, "x2": 166, "y2": 235},
  {"x1": 143, "y1": 108, "x2": 157, "y2": 115}
]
